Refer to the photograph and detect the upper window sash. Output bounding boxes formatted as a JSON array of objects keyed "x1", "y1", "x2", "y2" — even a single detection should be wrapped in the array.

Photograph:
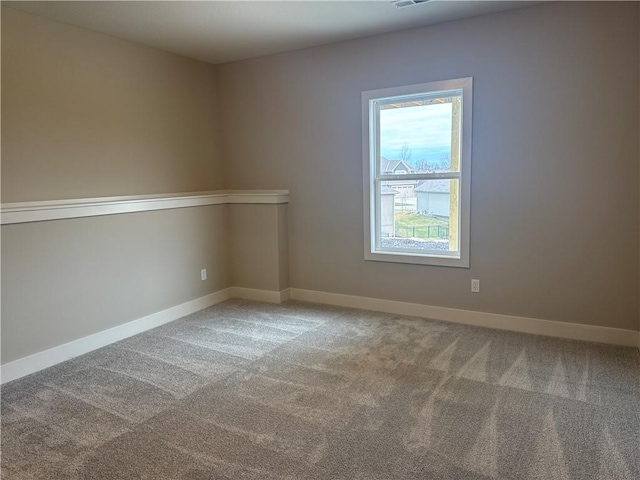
[{"x1": 371, "y1": 90, "x2": 463, "y2": 177}]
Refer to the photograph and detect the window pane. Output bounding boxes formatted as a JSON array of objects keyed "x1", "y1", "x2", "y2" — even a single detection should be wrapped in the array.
[
  {"x1": 378, "y1": 179, "x2": 460, "y2": 254},
  {"x1": 378, "y1": 94, "x2": 461, "y2": 175}
]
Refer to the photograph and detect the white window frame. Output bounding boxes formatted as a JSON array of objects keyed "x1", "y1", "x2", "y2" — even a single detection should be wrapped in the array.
[{"x1": 362, "y1": 77, "x2": 472, "y2": 268}]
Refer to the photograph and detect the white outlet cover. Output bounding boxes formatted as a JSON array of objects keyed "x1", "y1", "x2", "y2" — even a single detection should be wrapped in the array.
[
  {"x1": 471, "y1": 279, "x2": 480, "y2": 292},
  {"x1": 201, "y1": 269, "x2": 207, "y2": 281}
]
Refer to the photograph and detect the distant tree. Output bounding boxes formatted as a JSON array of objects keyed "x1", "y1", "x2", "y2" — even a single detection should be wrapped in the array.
[
  {"x1": 400, "y1": 143, "x2": 412, "y2": 164},
  {"x1": 414, "y1": 158, "x2": 430, "y2": 172},
  {"x1": 432, "y1": 153, "x2": 451, "y2": 171}
]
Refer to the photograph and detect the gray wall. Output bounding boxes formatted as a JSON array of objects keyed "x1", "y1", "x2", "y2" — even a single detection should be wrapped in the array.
[
  {"x1": 229, "y1": 204, "x2": 289, "y2": 292},
  {"x1": 218, "y1": 2, "x2": 640, "y2": 331},
  {"x1": 0, "y1": 8, "x2": 229, "y2": 363},
  {"x1": 1, "y1": 206, "x2": 229, "y2": 363},
  {"x1": 1, "y1": 7, "x2": 223, "y2": 202},
  {"x1": 2, "y1": 2, "x2": 639, "y2": 366}
]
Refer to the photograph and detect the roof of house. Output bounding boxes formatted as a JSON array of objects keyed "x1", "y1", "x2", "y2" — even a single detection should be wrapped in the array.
[
  {"x1": 380, "y1": 157, "x2": 413, "y2": 174},
  {"x1": 380, "y1": 185, "x2": 400, "y2": 195},
  {"x1": 415, "y1": 179, "x2": 451, "y2": 193}
]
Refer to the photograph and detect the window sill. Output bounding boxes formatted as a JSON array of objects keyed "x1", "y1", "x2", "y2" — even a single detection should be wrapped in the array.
[{"x1": 365, "y1": 250, "x2": 469, "y2": 268}]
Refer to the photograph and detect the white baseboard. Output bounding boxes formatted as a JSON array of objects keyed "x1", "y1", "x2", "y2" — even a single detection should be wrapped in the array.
[
  {"x1": 229, "y1": 286, "x2": 291, "y2": 304},
  {"x1": 279, "y1": 288, "x2": 291, "y2": 302},
  {"x1": 0, "y1": 286, "x2": 293, "y2": 384},
  {"x1": 289, "y1": 288, "x2": 640, "y2": 348},
  {"x1": 4, "y1": 286, "x2": 638, "y2": 385},
  {"x1": 0, "y1": 288, "x2": 232, "y2": 384}
]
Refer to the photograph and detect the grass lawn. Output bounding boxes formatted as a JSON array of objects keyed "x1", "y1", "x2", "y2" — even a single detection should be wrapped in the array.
[{"x1": 395, "y1": 212, "x2": 449, "y2": 240}]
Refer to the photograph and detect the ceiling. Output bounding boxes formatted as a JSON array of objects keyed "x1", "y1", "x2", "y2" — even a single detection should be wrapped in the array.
[{"x1": 4, "y1": 1, "x2": 542, "y2": 65}]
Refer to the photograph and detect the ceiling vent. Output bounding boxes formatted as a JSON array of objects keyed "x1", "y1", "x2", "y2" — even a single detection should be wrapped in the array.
[{"x1": 392, "y1": 0, "x2": 431, "y2": 9}]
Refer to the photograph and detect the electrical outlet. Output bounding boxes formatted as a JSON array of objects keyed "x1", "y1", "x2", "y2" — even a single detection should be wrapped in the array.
[
  {"x1": 471, "y1": 279, "x2": 480, "y2": 293},
  {"x1": 201, "y1": 269, "x2": 207, "y2": 281}
]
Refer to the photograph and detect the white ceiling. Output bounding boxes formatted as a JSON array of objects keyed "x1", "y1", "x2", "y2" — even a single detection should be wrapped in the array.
[{"x1": 4, "y1": 1, "x2": 542, "y2": 65}]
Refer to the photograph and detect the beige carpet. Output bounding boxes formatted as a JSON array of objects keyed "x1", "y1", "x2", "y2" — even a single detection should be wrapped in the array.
[{"x1": 1, "y1": 299, "x2": 639, "y2": 479}]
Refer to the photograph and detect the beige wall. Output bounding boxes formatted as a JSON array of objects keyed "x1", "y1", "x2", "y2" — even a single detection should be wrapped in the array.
[
  {"x1": 2, "y1": 2, "x2": 639, "y2": 368},
  {"x1": 1, "y1": 6, "x2": 223, "y2": 202},
  {"x1": 1, "y1": 206, "x2": 229, "y2": 363},
  {"x1": 229, "y1": 204, "x2": 289, "y2": 292},
  {"x1": 277, "y1": 204, "x2": 289, "y2": 291},
  {"x1": 218, "y1": 2, "x2": 640, "y2": 331},
  {"x1": 0, "y1": 8, "x2": 230, "y2": 364}
]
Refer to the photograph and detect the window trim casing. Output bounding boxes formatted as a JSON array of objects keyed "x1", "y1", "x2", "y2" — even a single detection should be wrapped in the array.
[{"x1": 362, "y1": 77, "x2": 472, "y2": 268}]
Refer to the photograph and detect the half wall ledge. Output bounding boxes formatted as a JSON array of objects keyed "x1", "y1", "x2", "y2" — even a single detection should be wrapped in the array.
[{"x1": 0, "y1": 190, "x2": 289, "y2": 224}]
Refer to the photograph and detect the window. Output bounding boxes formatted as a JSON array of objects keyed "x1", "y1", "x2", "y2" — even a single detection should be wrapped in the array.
[{"x1": 362, "y1": 77, "x2": 472, "y2": 267}]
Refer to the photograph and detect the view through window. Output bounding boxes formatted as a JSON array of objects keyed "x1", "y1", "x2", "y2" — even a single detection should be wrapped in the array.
[{"x1": 363, "y1": 78, "x2": 472, "y2": 267}]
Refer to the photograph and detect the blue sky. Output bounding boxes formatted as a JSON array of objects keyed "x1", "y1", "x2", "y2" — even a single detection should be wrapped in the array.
[{"x1": 380, "y1": 103, "x2": 452, "y2": 165}]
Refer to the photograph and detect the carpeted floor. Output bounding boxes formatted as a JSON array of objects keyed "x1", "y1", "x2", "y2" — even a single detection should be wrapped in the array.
[{"x1": 1, "y1": 299, "x2": 639, "y2": 479}]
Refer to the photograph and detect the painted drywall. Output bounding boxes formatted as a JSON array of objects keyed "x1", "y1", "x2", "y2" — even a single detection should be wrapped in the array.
[
  {"x1": 229, "y1": 204, "x2": 289, "y2": 292},
  {"x1": 1, "y1": 206, "x2": 229, "y2": 363},
  {"x1": 277, "y1": 204, "x2": 290, "y2": 291},
  {"x1": 218, "y1": 2, "x2": 640, "y2": 331},
  {"x1": 0, "y1": 9, "x2": 230, "y2": 364},
  {"x1": 1, "y1": 6, "x2": 223, "y2": 202}
]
